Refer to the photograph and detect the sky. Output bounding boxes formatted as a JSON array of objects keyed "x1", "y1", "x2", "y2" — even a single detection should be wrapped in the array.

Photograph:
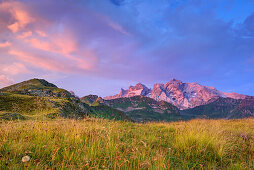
[{"x1": 0, "y1": 0, "x2": 254, "y2": 97}]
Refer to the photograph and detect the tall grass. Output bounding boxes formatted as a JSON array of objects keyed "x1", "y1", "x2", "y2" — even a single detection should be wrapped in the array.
[{"x1": 0, "y1": 118, "x2": 253, "y2": 169}]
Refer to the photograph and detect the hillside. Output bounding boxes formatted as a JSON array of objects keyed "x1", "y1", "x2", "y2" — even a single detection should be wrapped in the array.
[
  {"x1": 0, "y1": 79, "x2": 130, "y2": 121},
  {"x1": 0, "y1": 78, "x2": 74, "y2": 98},
  {"x1": 88, "y1": 101, "x2": 133, "y2": 121},
  {"x1": 104, "y1": 96, "x2": 181, "y2": 122},
  {"x1": 181, "y1": 97, "x2": 254, "y2": 119}
]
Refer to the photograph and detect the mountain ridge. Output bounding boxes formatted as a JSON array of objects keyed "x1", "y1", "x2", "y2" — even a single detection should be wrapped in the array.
[
  {"x1": 1, "y1": 78, "x2": 253, "y2": 122},
  {"x1": 104, "y1": 79, "x2": 247, "y2": 110}
]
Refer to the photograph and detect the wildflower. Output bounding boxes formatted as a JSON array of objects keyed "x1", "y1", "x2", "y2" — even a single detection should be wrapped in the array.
[{"x1": 22, "y1": 155, "x2": 30, "y2": 163}]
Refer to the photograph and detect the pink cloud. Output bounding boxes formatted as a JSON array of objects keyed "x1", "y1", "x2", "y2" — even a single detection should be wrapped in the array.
[
  {"x1": 0, "y1": 1, "x2": 34, "y2": 33},
  {"x1": 17, "y1": 31, "x2": 33, "y2": 39},
  {"x1": 36, "y1": 30, "x2": 47, "y2": 37},
  {"x1": 0, "y1": 75, "x2": 14, "y2": 87},
  {"x1": 0, "y1": 0, "x2": 137, "y2": 81},
  {"x1": 20, "y1": 26, "x2": 98, "y2": 71},
  {"x1": 2, "y1": 62, "x2": 30, "y2": 75},
  {"x1": 8, "y1": 48, "x2": 96, "y2": 73},
  {"x1": 8, "y1": 50, "x2": 72, "y2": 73},
  {"x1": 22, "y1": 36, "x2": 96, "y2": 71},
  {"x1": 0, "y1": 41, "x2": 11, "y2": 48}
]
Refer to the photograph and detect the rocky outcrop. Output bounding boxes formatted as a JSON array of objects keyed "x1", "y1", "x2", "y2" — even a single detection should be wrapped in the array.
[{"x1": 104, "y1": 83, "x2": 151, "y2": 100}]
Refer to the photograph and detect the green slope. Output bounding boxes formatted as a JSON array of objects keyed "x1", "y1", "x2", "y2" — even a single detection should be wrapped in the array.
[
  {"x1": 0, "y1": 79, "x2": 131, "y2": 121},
  {"x1": 104, "y1": 96, "x2": 182, "y2": 122},
  {"x1": 88, "y1": 101, "x2": 132, "y2": 121},
  {"x1": 181, "y1": 97, "x2": 254, "y2": 119}
]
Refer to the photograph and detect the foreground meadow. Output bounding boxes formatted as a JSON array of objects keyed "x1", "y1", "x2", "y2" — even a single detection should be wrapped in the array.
[{"x1": 0, "y1": 118, "x2": 253, "y2": 169}]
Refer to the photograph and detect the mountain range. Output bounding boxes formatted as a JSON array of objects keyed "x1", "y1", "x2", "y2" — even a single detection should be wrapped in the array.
[
  {"x1": 104, "y1": 79, "x2": 246, "y2": 109},
  {"x1": 0, "y1": 78, "x2": 253, "y2": 122}
]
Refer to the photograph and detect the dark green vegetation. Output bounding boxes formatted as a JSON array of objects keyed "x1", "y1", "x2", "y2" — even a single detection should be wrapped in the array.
[
  {"x1": 0, "y1": 79, "x2": 130, "y2": 121},
  {"x1": 182, "y1": 97, "x2": 254, "y2": 119},
  {"x1": 88, "y1": 102, "x2": 132, "y2": 121},
  {"x1": 104, "y1": 96, "x2": 181, "y2": 122},
  {"x1": 0, "y1": 119, "x2": 253, "y2": 169},
  {"x1": 80, "y1": 95, "x2": 100, "y2": 105}
]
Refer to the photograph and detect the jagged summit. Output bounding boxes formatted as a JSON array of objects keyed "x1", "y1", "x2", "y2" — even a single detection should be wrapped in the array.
[
  {"x1": 169, "y1": 78, "x2": 182, "y2": 84},
  {"x1": 104, "y1": 83, "x2": 152, "y2": 100},
  {"x1": 104, "y1": 79, "x2": 247, "y2": 110}
]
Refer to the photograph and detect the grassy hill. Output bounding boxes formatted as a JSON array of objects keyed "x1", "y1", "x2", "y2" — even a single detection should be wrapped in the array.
[
  {"x1": 0, "y1": 78, "x2": 73, "y2": 98},
  {"x1": 0, "y1": 79, "x2": 131, "y2": 121},
  {"x1": 0, "y1": 118, "x2": 253, "y2": 169},
  {"x1": 0, "y1": 92, "x2": 92, "y2": 120}
]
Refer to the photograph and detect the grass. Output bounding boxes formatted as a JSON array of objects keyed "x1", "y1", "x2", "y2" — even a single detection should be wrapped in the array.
[
  {"x1": 0, "y1": 93, "x2": 58, "y2": 116},
  {"x1": 0, "y1": 118, "x2": 253, "y2": 169},
  {"x1": 0, "y1": 93, "x2": 131, "y2": 121}
]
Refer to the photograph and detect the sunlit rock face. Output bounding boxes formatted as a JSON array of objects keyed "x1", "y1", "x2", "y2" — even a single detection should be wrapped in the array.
[
  {"x1": 104, "y1": 83, "x2": 151, "y2": 100},
  {"x1": 104, "y1": 79, "x2": 246, "y2": 110}
]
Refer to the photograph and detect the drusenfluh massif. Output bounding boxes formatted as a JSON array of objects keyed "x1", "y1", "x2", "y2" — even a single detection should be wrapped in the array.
[{"x1": 1, "y1": 78, "x2": 253, "y2": 122}]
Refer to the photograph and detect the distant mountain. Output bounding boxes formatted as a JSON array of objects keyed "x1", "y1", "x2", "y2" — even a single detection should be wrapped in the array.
[
  {"x1": 1, "y1": 78, "x2": 253, "y2": 122},
  {"x1": 181, "y1": 96, "x2": 254, "y2": 119},
  {"x1": 104, "y1": 83, "x2": 151, "y2": 100},
  {"x1": 104, "y1": 96, "x2": 181, "y2": 122},
  {"x1": 105, "y1": 79, "x2": 246, "y2": 110}
]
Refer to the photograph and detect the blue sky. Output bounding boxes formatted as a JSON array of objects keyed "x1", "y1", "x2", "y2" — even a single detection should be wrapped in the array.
[{"x1": 0, "y1": 0, "x2": 254, "y2": 97}]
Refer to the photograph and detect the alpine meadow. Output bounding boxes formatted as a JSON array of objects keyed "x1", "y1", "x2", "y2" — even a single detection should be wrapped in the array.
[{"x1": 1, "y1": 0, "x2": 254, "y2": 169}]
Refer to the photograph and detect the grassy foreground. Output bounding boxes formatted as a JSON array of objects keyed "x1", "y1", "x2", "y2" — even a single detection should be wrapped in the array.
[{"x1": 0, "y1": 119, "x2": 253, "y2": 169}]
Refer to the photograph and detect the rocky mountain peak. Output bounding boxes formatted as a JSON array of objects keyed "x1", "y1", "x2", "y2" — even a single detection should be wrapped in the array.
[
  {"x1": 119, "y1": 88, "x2": 127, "y2": 96},
  {"x1": 130, "y1": 83, "x2": 145, "y2": 90},
  {"x1": 104, "y1": 83, "x2": 151, "y2": 100},
  {"x1": 169, "y1": 78, "x2": 183, "y2": 84},
  {"x1": 105, "y1": 79, "x2": 247, "y2": 110}
]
